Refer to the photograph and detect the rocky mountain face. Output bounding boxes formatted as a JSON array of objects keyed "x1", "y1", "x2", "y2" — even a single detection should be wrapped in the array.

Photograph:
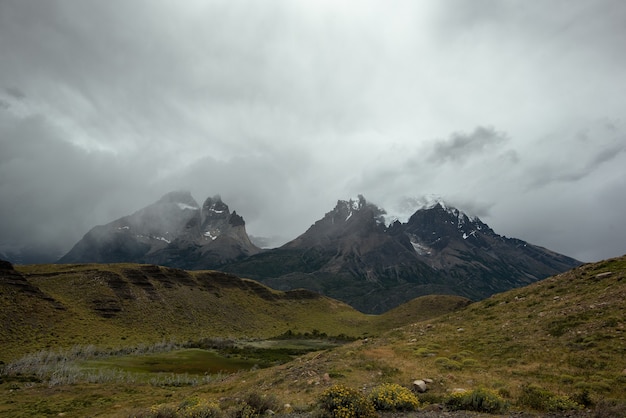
[
  {"x1": 223, "y1": 196, "x2": 581, "y2": 313},
  {"x1": 58, "y1": 191, "x2": 260, "y2": 268}
]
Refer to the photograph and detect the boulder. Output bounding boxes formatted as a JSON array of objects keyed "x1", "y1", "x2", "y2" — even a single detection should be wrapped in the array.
[{"x1": 413, "y1": 379, "x2": 428, "y2": 393}]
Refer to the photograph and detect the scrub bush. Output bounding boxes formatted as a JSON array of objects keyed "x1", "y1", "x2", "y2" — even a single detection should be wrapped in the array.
[
  {"x1": 369, "y1": 383, "x2": 419, "y2": 411},
  {"x1": 445, "y1": 387, "x2": 508, "y2": 414},
  {"x1": 518, "y1": 384, "x2": 582, "y2": 412},
  {"x1": 316, "y1": 384, "x2": 378, "y2": 418},
  {"x1": 134, "y1": 397, "x2": 221, "y2": 418}
]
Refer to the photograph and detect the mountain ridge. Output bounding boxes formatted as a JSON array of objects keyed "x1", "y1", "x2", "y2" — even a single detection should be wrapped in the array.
[
  {"x1": 57, "y1": 192, "x2": 581, "y2": 313},
  {"x1": 223, "y1": 195, "x2": 581, "y2": 313}
]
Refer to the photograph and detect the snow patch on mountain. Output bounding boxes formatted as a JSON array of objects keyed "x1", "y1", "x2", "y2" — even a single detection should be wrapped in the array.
[
  {"x1": 462, "y1": 231, "x2": 477, "y2": 240},
  {"x1": 334, "y1": 196, "x2": 367, "y2": 222},
  {"x1": 408, "y1": 235, "x2": 432, "y2": 255},
  {"x1": 177, "y1": 203, "x2": 199, "y2": 211},
  {"x1": 204, "y1": 231, "x2": 219, "y2": 240}
]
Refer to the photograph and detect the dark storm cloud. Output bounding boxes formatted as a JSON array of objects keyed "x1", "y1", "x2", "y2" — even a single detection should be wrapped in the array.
[
  {"x1": 0, "y1": 104, "x2": 174, "y2": 256},
  {"x1": 429, "y1": 126, "x2": 509, "y2": 163},
  {"x1": 5, "y1": 87, "x2": 25, "y2": 99},
  {"x1": 526, "y1": 126, "x2": 626, "y2": 188}
]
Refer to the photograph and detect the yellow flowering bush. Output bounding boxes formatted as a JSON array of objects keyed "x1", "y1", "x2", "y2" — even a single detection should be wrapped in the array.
[
  {"x1": 316, "y1": 384, "x2": 378, "y2": 418},
  {"x1": 369, "y1": 383, "x2": 420, "y2": 411}
]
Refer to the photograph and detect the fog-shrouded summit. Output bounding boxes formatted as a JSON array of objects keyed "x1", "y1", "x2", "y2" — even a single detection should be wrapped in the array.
[
  {"x1": 223, "y1": 195, "x2": 581, "y2": 313},
  {"x1": 58, "y1": 192, "x2": 260, "y2": 267}
]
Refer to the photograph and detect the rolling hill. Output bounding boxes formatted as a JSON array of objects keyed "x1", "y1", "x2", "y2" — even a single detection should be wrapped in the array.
[{"x1": 1, "y1": 255, "x2": 624, "y2": 417}]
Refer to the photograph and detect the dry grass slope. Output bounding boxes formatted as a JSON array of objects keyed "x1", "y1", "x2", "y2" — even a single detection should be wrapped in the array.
[{"x1": 243, "y1": 255, "x2": 626, "y2": 407}]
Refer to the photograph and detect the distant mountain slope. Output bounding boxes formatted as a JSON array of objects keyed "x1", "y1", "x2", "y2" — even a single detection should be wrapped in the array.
[
  {"x1": 58, "y1": 191, "x2": 260, "y2": 267},
  {"x1": 224, "y1": 196, "x2": 581, "y2": 313},
  {"x1": 0, "y1": 262, "x2": 365, "y2": 362}
]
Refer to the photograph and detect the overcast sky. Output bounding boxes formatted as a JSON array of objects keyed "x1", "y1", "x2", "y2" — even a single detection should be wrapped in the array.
[{"x1": 1, "y1": 0, "x2": 625, "y2": 262}]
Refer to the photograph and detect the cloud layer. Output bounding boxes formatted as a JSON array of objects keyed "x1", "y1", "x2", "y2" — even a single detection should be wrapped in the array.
[{"x1": 1, "y1": 0, "x2": 625, "y2": 262}]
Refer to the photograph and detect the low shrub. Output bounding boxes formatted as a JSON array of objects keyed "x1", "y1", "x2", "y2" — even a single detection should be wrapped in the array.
[
  {"x1": 316, "y1": 384, "x2": 378, "y2": 418},
  {"x1": 221, "y1": 391, "x2": 280, "y2": 418},
  {"x1": 461, "y1": 358, "x2": 478, "y2": 368},
  {"x1": 414, "y1": 347, "x2": 435, "y2": 357},
  {"x1": 572, "y1": 389, "x2": 593, "y2": 408},
  {"x1": 135, "y1": 404, "x2": 178, "y2": 418},
  {"x1": 178, "y1": 398, "x2": 221, "y2": 418},
  {"x1": 445, "y1": 387, "x2": 508, "y2": 414},
  {"x1": 369, "y1": 383, "x2": 419, "y2": 411},
  {"x1": 434, "y1": 357, "x2": 462, "y2": 371},
  {"x1": 242, "y1": 392, "x2": 280, "y2": 416},
  {"x1": 134, "y1": 398, "x2": 221, "y2": 418},
  {"x1": 518, "y1": 384, "x2": 582, "y2": 412}
]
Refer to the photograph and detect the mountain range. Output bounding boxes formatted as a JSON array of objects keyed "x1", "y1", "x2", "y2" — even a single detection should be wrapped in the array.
[{"x1": 58, "y1": 192, "x2": 581, "y2": 313}]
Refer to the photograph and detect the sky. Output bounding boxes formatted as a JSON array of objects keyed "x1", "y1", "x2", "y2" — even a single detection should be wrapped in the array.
[{"x1": 1, "y1": 0, "x2": 625, "y2": 263}]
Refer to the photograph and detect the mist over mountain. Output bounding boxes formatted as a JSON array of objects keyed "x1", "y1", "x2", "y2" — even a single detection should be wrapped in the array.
[{"x1": 59, "y1": 191, "x2": 260, "y2": 267}]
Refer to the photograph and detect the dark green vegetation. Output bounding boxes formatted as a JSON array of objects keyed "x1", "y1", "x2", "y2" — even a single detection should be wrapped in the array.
[
  {"x1": 82, "y1": 348, "x2": 258, "y2": 376},
  {"x1": 1, "y1": 255, "x2": 625, "y2": 417}
]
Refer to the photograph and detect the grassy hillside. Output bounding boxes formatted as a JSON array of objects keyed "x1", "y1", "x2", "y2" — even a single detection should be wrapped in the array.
[
  {"x1": 243, "y1": 255, "x2": 626, "y2": 408},
  {"x1": 1, "y1": 256, "x2": 624, "y2": 417},
  {"x1": 0, "y1": 263, "x2": 370, "y2": 362}
]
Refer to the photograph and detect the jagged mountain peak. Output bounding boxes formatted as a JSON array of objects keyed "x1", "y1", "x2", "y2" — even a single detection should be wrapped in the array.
[
  {"x1": 417, "y1": 200, "x2": 479, "y2": 223},
  {"x1": 407, "y1": 200, "x2": 493, "y2": 241},
  {"x1": 228, "y1": 211, "x2": 245, "y2": 227},
  {"x1": 202, "y1": 195, "x2": 230, "y2": 220},
  {"x1": 203, "y1": 194, "x2": 227, "y2": 210},
  {"x1": 327, "y1": 195, "x2": 386, "y2": 225},
  {"x1": 335, "y1": 195, "x2": 367, "y2": 211}
]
